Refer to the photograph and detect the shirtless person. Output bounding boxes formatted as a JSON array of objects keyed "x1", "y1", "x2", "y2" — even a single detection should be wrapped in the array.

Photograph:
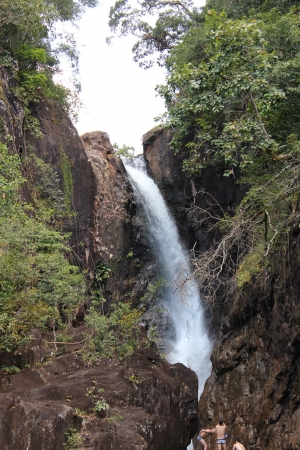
[
  {"x1": 197, "y1": 427, "x2": 216, "y2": 450},
  {"x1": 216, "y1": 418, "x2": 227, "y2": 450},
  {"x1": 233, "y1": 438, "x2": 246, "y2": 450}
]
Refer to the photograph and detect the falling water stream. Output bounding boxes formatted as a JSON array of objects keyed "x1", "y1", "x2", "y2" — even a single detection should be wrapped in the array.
[{"x1": 124, "y1": 157, "x2": 212, "y2": 449}]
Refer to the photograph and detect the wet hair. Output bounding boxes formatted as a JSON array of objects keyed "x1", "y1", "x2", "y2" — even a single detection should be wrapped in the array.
[
  {"x1": 236, "y1": 438, "x2": 241, "y2": 443},
  {"x1": 219, "y1": 418, "x2": 224, "y2": 425}
]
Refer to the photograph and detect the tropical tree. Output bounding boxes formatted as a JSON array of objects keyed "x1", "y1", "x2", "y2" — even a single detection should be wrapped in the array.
[
  {"x1": 108, "y1": 0, "x2": 204, "y2": 67},
  {"x1": 157, "y1": 14, "x2": 284, "y2": 175},
  {"x1": 205, "y1": 0, "x2": 299, "y2": 18},
  {"x1": 113, "y1": 143, "x2": 135, "y2": 157},
  {"x1": 0, "y1": 0, "x2": 98, "y2": 119}
]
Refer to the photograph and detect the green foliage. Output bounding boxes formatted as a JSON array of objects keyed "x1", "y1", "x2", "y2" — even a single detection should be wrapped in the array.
[
  {"x1": 141, "y1": 278, "x2": 166, "y2": 301},
  {"x1": 166, "y1": 25, "x2": 207, "y2": 69},
  {"x1": 258, "y1": 8, "x2": 300, "y2": 61},
  {"x1": 90, "y1": 263, "x2": 110, "y2": 314},
  {"x1": 72, "y1": 407, "x2": 88, "y2": 418},
  {"x1": 126, "y1": 249, "x2": 133, "y2": 259},
  {"x1": 267, "y1": 57, "x2": 300, "y2": 142},
  {"x1": 63, "y1": 427, "x2": 82, "y2": 450},
  {"x1": 0, "y1": 0, "x2": 98, "y2": 124},
  {"x1": 56, "y1": 332, "x2": 73, "y2": 352},
  {"x1": 206, "y1": 0, "x2": 299, "y2": 18},
  {"x1": 158, "y1": 13, "x2": 286, "y2": 175},
  {"x1": 94, "y1": 263, "x2": 111, "y2": 283},
  {"x1": 127, "y1": 374, "x2": 140, "y2": 385},
  {"x1": 28, "y1": 153, "x2": 66, "y2": 221},
  {"x1": 0, "y1": 0, "x2": 98, "y2": 56},
  {"x1": 147, "y1": 325, "x2": 160, "y2": 344},
  {"x1": 1, "y1": 365, "x2": 21, "y2": 374},
  {"x1": 152, "y1": 3, "x2": 300, "y2": 302},
  {"x1": 193, "y1": 152, "x2": 300, "y2": 303},
  {"x1": 86, "y1": 382, "x2": 105, "y2": 397},
  {"x1": 108, "y1": 0, "x2": 203, "y2": 68},
  {"x1": 236, "y1": 244, "x2": 265, "y2": 288},
  {"x1": 235, "y1": 156, "x2": 300, "y2": 285},
  {"x1": 0, "y1": 143, "x2": 25, "y2": 217},
  {"x1": 0, "y1": 216, "x2": 85, "y2": 352},
  {"x1": 82, "y1": 302, "x2": 144, "y2": 360},
  {"x1": 113, "y1": 143, "x2": 135, "y2": 158},
  {"x1": 0, "y1": 51, "x2": 16, "y2": 71},
  {"x1": 17, "y1": 44, "x2": 47, "y2": 67},
  {"x1": 93, "y1": 399, "x2": 110, "y2": 414},
  {"x1": 84, "y1": 380, "x2": 109, "y2": 415},
  {"x1": 0, "y1": 144, "x2": 85, "y2": 353},
  {"x1": 108, "y1": 411, "x2": 123, "y2": 421}
]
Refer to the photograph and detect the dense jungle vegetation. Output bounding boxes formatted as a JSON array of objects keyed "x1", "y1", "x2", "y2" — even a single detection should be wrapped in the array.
[{"x1": 110, "y1": 0, "x2": 300, "y2": 305}]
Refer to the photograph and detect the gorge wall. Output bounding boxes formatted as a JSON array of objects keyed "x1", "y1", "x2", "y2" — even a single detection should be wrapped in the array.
[
  {"x1": 0, "y1": 69, "x2": 199, "y2": 449},
  {"x1": 143, "y1": 127, "x2": 300, "y2": 450}
]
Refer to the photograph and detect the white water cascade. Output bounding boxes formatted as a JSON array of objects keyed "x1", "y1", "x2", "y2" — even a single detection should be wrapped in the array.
[{"x1": 125, "y1": 157, "x2": 212, "y2": 449}]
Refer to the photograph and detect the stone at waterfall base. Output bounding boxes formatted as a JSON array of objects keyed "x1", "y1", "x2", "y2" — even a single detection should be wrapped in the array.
[{"x1": 0, "y1": 326, "x2": 198, "y2": 450}]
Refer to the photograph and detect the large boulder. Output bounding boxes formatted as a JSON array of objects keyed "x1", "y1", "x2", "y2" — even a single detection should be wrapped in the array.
[{"x1": 0, "y1": 327, "x2": 198, "y2": 450}]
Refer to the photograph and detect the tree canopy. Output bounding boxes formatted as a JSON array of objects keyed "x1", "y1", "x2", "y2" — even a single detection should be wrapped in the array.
[
  {"x1": 206, "y1": 0, "x2": 299, "y2": 18},
  {"x1": 157, "y1": 14, "x2": 285, "y2": 175},
  {"x1": 0, "y1": 0, "x2": 98, "y2": 119},
  {"x1": 108, "y1": 0, "x2": 203, "y2": 67}
]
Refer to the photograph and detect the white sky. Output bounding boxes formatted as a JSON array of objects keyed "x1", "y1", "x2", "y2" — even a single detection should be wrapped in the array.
[{"x1": 63, "y1": 0, "x2": 206, "y2": 153}]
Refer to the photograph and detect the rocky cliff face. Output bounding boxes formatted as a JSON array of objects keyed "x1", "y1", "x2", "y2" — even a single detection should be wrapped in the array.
[
  {"x1": 0, "y1": 68, "x2": 24, "y2": 152},
  {"x1": 1, "y1": 66, "x2": 144, "y2": 306},
  {"x1": 27, "y1": 98, "x2": 98, "y2": 267},
  {"x1": 0, "y1": 70, "x2": 199, "y2": 449},
  {"x1": 27, "y1": 106, "x2": 157, "y2": 312},
  {"x1": 143, "y1": 127, "x2": 300, "y2": 450},
  {"x1": 199, "y1": 234, "x2": 300, "y2": 450}
]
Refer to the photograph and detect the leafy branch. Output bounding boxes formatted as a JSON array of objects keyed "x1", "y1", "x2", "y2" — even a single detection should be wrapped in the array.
[{"x1": 108, "y1": 0, "x2": 202, "y2": 67}]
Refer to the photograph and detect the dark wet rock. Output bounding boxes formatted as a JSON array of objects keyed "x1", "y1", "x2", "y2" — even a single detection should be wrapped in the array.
[
  {"x1": 199, "y1": 237, "x2": 300, "y2": 450},
  {"x1": 26, "y1": 98, "x2": 98, "y2": 267},
  {"x1": 0, "y1": 68, "x2": 25, "y2": 153}
]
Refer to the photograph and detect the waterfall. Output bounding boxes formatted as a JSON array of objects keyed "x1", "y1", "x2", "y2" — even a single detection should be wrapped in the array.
[{"x1": 124, "y1": 157, "x2": 212, "y2": 448}]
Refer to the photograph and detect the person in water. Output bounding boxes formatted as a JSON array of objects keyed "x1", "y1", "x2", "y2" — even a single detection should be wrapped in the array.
[
  {"x1": 216, "y1": 418, "x2": 227, "y2": 450},
  {"x1": 233, "y1": 438, "x2": 246, "y2": 450},
  {"x1": 197, "y1": 427, "x2": 216, "y2": 449}
]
